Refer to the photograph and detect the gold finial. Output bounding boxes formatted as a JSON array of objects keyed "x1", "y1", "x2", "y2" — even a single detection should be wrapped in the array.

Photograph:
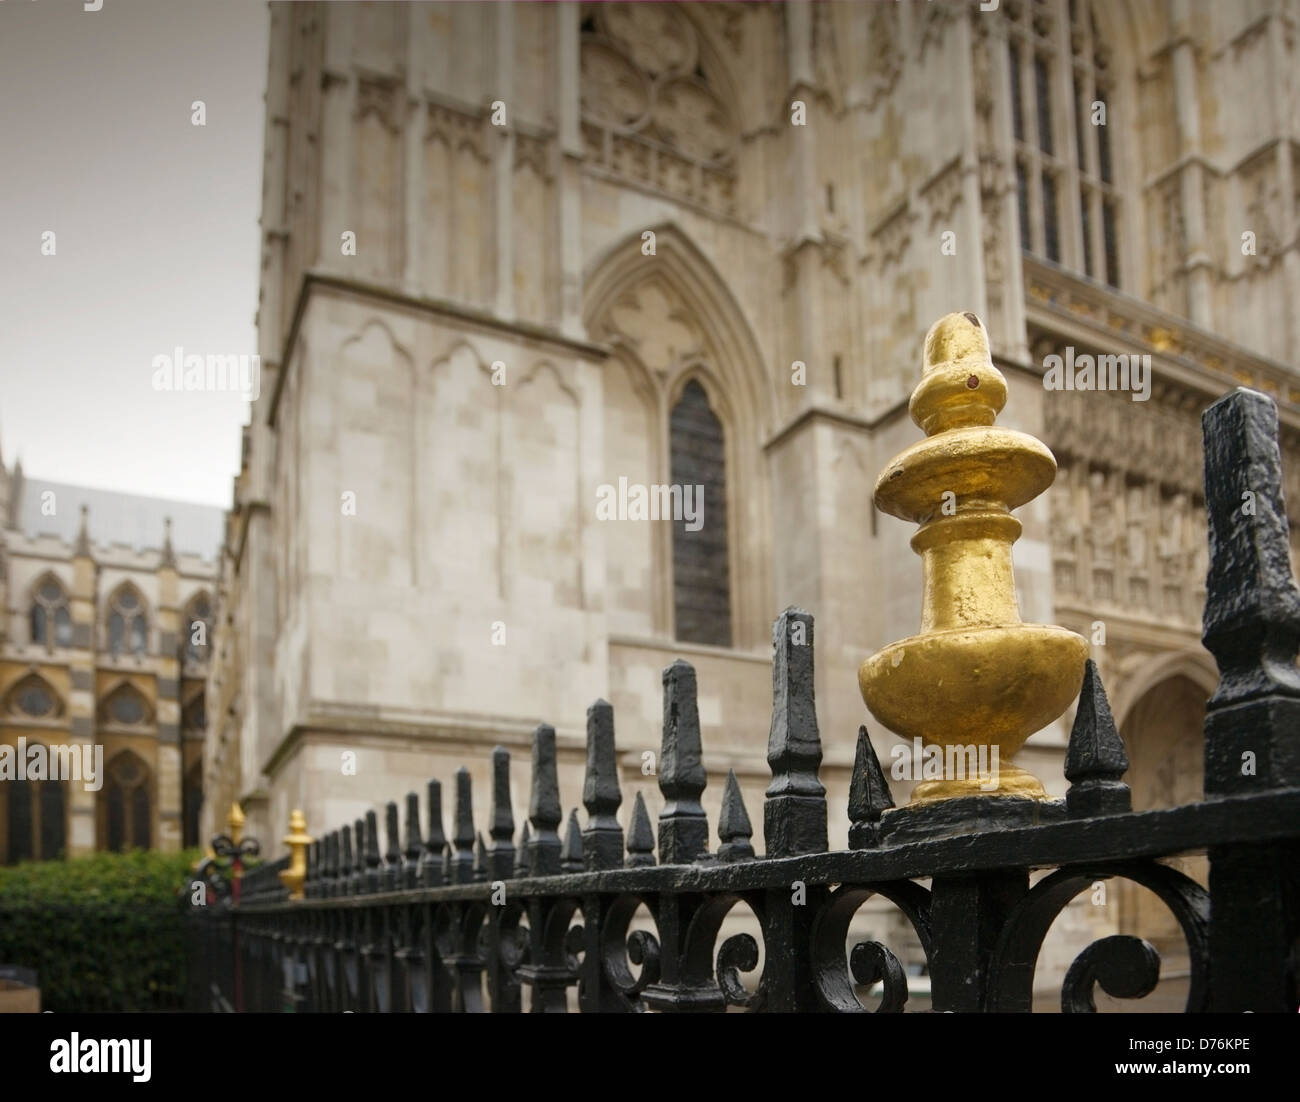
[
  {"x1": 227, "y1": 802, "x2": 245, "y2": 846},
  {"x1": 278, "y1": 809, "x2": 313, "y2": 901},
  {"x1": 860, "y1": 312, "x2": 1088, "y2": 805}
]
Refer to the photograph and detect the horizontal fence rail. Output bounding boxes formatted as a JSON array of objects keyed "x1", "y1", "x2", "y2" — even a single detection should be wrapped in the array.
[{"x1": 186, "y1": 387, "x2": 1300, "y2": 1013}]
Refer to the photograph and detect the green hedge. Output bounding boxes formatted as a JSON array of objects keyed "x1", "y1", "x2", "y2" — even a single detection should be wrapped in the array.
[{"x1": 0, "y1": 849, "x2": 200, "y2": 1012}]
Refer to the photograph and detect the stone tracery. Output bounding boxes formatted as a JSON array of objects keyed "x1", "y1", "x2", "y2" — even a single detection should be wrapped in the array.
[{"x1": 579, "y1": 2, "x2": 739, "y2": 214}]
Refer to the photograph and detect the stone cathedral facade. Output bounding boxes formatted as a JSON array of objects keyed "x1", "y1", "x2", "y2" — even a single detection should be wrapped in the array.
[
  {"x1": 0, "y1": 460, "x2": 222, "y2": 862},
  {"x1": 205, "y1": 0, "x2": 1300, "y2": 974}
]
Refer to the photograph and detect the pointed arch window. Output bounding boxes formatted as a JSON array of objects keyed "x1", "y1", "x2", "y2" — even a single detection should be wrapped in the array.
[
  {"x1": 1007, "y1": 0, "x2": 1121, "y2": 287},
  {"x1": 40, "y1": 782, "x2": 66, "y2": 861},
  {"x1": 182, "y1": 692, "x2": 206, "y2": 731},
  {"x1": 183, "y1": 592, "x2": 213, "y2": 664},
  {"x1": 5, "y1": 779, "x2": 32, "y2": 864},
  {"x1": 30, "y1": 576, "x2": 73, "y2": 649},
  {"x1": 6, "y1": 673, "x2": 64, "y2": 720},
  {"x1": 183, "y1": 761, "x2": 203, "y2": 850},
  {"x1": 103, "y1": 752, "x2": 151, "y2": 852},
  {"x1": 669, "y1": 379, "x2": 731, "y2": 647},
  {"x1": 99, "y1": 683, "x2": 152, "y2": 727},
  {"x1": 2, "y1": 777, "x2": 65, "y2": 864},
  {"x1": 107, "y1": 584, "x2": 148, "y2": 657}
]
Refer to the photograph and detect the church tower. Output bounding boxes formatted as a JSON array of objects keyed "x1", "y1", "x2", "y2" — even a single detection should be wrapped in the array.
[{"x1": 210, "y1": 0, "x2": 1300, "y2": 933}]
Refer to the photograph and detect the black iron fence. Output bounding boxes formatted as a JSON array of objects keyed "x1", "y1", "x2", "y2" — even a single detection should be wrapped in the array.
[{"x1": 186, "y1": 387, "x2": 1300, "y2": 1012}]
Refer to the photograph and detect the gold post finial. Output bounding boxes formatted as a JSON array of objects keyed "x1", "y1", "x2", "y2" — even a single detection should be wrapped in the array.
[
  {"x1": 278, "y1": 809, "x2": 313, "y2": 901},
  {"x1": 227, "y1": 802, "x2": 245, "y2": 845},
  {"x1": 860, "y1": 312, "x2": 1088, "y2": 805}
]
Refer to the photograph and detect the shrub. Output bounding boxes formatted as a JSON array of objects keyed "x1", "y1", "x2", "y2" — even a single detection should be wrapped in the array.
[{"x1": 0, "y1": 848, "x2": 201, "y2": 1012}]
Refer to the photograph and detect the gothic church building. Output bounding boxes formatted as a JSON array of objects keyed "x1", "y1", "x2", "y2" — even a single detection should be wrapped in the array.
[{"x1": 205, "y1": 0, "x2": 1300, "y2": 964}]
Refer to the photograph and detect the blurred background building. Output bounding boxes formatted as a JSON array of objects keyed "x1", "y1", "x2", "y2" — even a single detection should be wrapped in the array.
[{"x1": 0, "y1": 457, "x2": 222, "y2": 860}]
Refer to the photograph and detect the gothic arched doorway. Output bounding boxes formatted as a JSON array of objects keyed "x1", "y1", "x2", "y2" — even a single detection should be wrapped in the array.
[{"x1": 1116, "y1": 673, "x2": 1209, "y2": 967}]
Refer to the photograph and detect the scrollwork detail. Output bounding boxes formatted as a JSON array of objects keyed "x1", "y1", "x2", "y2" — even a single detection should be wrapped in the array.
[
  {"x1": 809, "y1": 882, "x2": 932, "y2": 1013},
  {"x1": 679, "y1": 894, "x2": 768, "y2": 1012},
  {"x1": 849, "y1": 941, "x2": 909, "y2": 1013},
  {"x1": 600, "y1": 894, "x2": 662, "y2": 1008},
  {"x1": 717, "y1": 932, "x2": 763, "y2": 1010},
  {"x1": 1061, "y1": 935, "x2": 1160, "y2": 1012},
  {"x1": 987, "y1": 862, "x2": 1209, "y2": 1012}
]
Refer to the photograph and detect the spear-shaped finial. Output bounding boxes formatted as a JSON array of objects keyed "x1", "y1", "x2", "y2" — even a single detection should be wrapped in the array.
[
  {"x1": 474, "y1": 831, "x2": 488, "y2": 883},
  {"x1": 527, "y1": 724, "x2": 563, "y2": 875},
  {"x1": 421, "y1": 779, "x2": 447, "y2": 888},
  {"x1": 625, "y1": 791, "x2": 656, "y2": 867},
  {"x1": 764, "y1": 607, "x2": 827, "y2": 857},
  {"x1": 326, "y1": 831, "x2": 340, "y2": 898},
  {"x1": 717, "y1": 770, "x2": 755, "y2": 861},
  {"x1": 352, "y1": 817, "x2": 366, "y2": 894},
  {"x1": 305, "y1": 839, "x2": 320, "y2": 899},
  {"x1": 582, "y1": 699, "x2": 623, "y2": 870},
  {"x1": 1201, "y1": 387, "x2": 1300, "y2": 794},
  {"x1": 561, "y1": 809, "x2": 584, "y2": 872},
  {"x1": 1064, "y1": 661, "x2": 1131, "y2": 817},
  {"x1": 451, "y1": 767, "x2": 476, "y2": 884},
  {"x1": 515, "y1": 822, "x2": 532, "y2": 879},
  {"x1": 340, "y1": 824, "x2": 354, "y2": 896},
  {"x1": 658, "y1": 660, "x2": 708, "y2": 863},
  {"x1": 365, "y1": 809, "x2": 382, "y2": 894},
  {"x1": 489, "y1": 746, "x2": 516, "y2": 879},
  {"x1": 384, "y1": 801, "x2": 402, "y2": 890},
  {"x1": 403, "y1": 792, "x2": 423, "y2": 888},
  {"x1": 311, "y1": 835, "x2": 324, "y2": 899},
  {"x1": 848, "y1": 725, "x2": 895, "y2": 848}
]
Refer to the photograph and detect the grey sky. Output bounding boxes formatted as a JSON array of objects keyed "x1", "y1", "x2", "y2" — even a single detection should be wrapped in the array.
[{"x1": 0, "y1": 0, "x2": 269, "y2": 509}]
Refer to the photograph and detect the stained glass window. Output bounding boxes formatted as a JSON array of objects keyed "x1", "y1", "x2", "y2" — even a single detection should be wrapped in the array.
[
  {"x1": 107, "y1": 584, "x2": 148, "y2": 656},
  {"x1": 1007, "y1": 0, "x2": 1121, "y2": 287},
  {"x1": 30, "y1": 576, "x2": 73, "y2": 648},
  {"x1": 669, "y1": 380, "x2": 731, "y2": 648},
  {"x1": 104, "y1": 753, "x2": 151, "y2": 852}
]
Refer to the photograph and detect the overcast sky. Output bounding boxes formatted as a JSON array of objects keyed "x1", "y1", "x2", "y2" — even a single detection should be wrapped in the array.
[{"x1": 0, "y1": 0, "x2": 269, "y2": 509}]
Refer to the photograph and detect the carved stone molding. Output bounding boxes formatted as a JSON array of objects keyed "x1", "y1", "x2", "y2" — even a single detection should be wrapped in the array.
[
  {"x1": 867, "y1": 199, "x2": 918, "y2": 273},
  {"x1": 1047, "y1": 436, "x2": 1208, "y2": 627},
  {"x1": 425, "y1": 100, "x2": 488, "y2": 161},
  {"x1": 1239, "y1": 147, "x2": 1284, "y2": 264},
  {"x1": 355, "y1": 78, "x2": 402, "y2": 134},
  {"x1": 780, "y1": 233, "x2": 850, "y2": 294},
  {"x1": 920, "y1": 156, "x2": 967, "y2": 228},
  {"x1": 515, "y1": 132, "x2": 552, "y2": 181},
  {"x1": 1042, "y1": 389, "x2": 1204, "y2": 493},
  {"x1": 695, "y1": 3, "x2": 745, "y2": 54},
  {"x1": 982, "y1": 189, "x2": 1007, "y2": 321},
  {"x1": 916, "y1": 0, "x2": 963, "y2": 62},
  {"x1": 862, "y1": 2, "x2": 903, "y2": 110},
  {"x1": 579, "y1": 2, "x2": 738, "y2": 215},
  {"x1": 1024, "y1": 257, "x2": 1300, "y2": 410}
]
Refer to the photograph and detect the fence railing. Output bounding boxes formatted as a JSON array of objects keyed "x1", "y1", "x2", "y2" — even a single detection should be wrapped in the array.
[{"x1": 186, "y1": 317, "x2": 1300, "y2": 1014}]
